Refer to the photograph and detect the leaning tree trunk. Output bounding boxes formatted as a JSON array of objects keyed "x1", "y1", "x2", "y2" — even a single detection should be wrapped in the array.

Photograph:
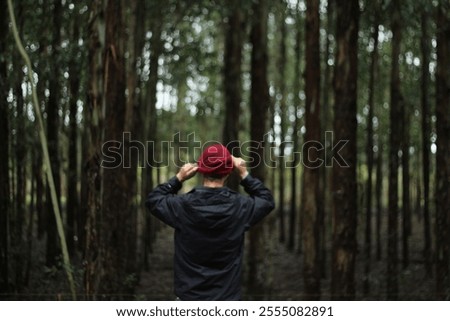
[
  {"x1": 302, "y1": 0, "x2": 322, "y2": 300},
  {"x1": 248, "y1": 0, "x2": 270, "y2": 299},
  {"x1": 331, "y1": 0, "x2": 359, "y2": 300},
  {"x1": 435, "y1": 0, "x2": 450, "y2": 300}
]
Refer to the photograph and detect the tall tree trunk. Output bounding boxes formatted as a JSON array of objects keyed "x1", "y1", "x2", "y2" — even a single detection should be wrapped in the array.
[
  {"x1": 100, "y1": 0, "x2": 135, "y2": 298},
  {"x1": 13, "y1": 77, "x2": 25, "y2": 291},
  {"x1": 126, "y1": 0, "x2": 146, "y2": 274},
  {"x1": 0, "y1": 0, "x2": 10, "y2": 295},
  {"x1": 331, "y1": 0, "x2": 359, "y2": 300},
  {"x1": 288, "y1": 2, "x2": 303, "y2": 252},
  {"x1": 83, "y1": 0, "x2": 105, "y2": 299},
  {"x1": 222, "y1": 0, "x2": 244, "y2": 191},
  {"x1": 11, "y1": 2, "x2": 26, "y2": 292},
  {"x1": 401, "y1": 102, "x2": 411, "y2": 269},
  {"x1": 302, "y1": 0, "x2": 322, "y2": 300},
  {"x1": 387, "y1": 0, "x2": 402, "y2": 300},
  {"x1": 435, "y1": 0, "x2": 450, "y2": 300},
  {"x1": 143, "y1": 3, "x2": 163, "y2": 268},
  {"x1": 277, "y1": 0, "x2": 287, "y2": 244},
  {"x1": 319, "y1": 0, "x2": 334, "y2": 279},
  {"x1": 420, "y1": 10, "x2": 432, "y2": 276},
  {"x1": 67, "y1": 17, "x2": 81, "y2": 256},
  {"x1": 248, "y1": 0, "x2": 270, "y2": 299},
  {"x1": 45, "y1": 0, "x2": 62, "y2": 267},
  {"x1": 364, "y1": 15, "x2": 379, "y2": 295},
  {"x1": 375, "y1": 142, "x2": 383, "y2": 261},
  {"x1": 123, "y1": 0, "x2": 146, "y2": 280}
]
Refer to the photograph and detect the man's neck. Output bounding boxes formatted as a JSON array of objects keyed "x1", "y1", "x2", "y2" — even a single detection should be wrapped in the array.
[{"x1": 203, "y1": 178, "x2": 226, "y2": 188}]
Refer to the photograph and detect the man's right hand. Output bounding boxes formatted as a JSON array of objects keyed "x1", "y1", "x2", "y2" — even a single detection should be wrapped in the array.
[{"x1": 232, "y1": 156, "x2": 249, "y2": 180}]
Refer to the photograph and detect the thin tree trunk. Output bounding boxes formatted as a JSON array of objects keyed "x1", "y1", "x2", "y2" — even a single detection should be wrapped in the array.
[
  {"x1": 128, "y1": 0, "x2": 146, "y2": 274},
  {"x1": 83, "y1": 0, "x2": 105, "y2": 299},
  {"x1": 364, "y1": 17, "x2": 379, "y2": 295},
  {"x1": 387, "y1": 0, "x2": 402, "y2": 300},
  {"x1": 375, "y1": 143, "x2": 383, "y2": 261},
  {"x1": 401, "y1": 103, "x2": 411, "y2": 269},
  {"x1": 277, "y1": 0, "x2": 287, "y2": 244},
  {"x1": 67, "y1": 17, "x2": 81, "y2": 256},
  {"x1": 288, "y1": 2, "x2": 303, "y2": 252},
  {"x1": 11, "y1": 2, "x2": 26, "y2": 292},
  {"x1": 143, "y1": 4, "x2": 163, "y2": 267},
  {"x1": 435, "y1": 0, "x2": 450, "y2": 300},
  {"x1": 302, "y1": 0, "x2": 321, "y2": 300},
  {"x1": 0, "y1": 0, "x2": 10, "y2": 294},
  {"x1": 420, "y1": 11, "x2": 432, "y2": 276},
  {"x1": 13, "y1": 79, "x2": 26, "y2": 291},
  {"x1": 222, "y1": 0, "x2": 244, "y2": 191},
  {"x1": 319, "y1": 0, "x2": 334, "y2": 279},
  {"x1": 45, "y1": 0, "x2": 63, "y2": 267},
  {"x1": 248, "y1": 0, "x2": 270, "y2": 299}
]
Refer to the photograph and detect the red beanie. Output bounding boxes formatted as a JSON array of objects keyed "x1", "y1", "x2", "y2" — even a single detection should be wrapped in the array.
[{"x1": 197, "y1": 144, "x2": 233, "y2": 176}]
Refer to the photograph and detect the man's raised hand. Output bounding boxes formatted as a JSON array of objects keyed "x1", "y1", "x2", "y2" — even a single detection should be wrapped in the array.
[
  {"x1": 176, "y1": 163, "x2": 198, "y2": 183},
  {"x1": 232, "y1": 156, "x2": 249, "y2": 180}
]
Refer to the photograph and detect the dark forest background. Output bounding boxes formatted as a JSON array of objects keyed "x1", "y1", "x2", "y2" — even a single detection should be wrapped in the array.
[{"x1": 0, "y1": 0, "x2": 449, "y2": 300}]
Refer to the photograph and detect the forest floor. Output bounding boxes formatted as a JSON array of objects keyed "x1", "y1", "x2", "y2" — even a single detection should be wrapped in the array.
[
  {"x1": 135, "y1": 213, "x2": 436, "y2": 301},
  {"x1": 11, "y1": 210, "x2": 435, "y2": 300}
]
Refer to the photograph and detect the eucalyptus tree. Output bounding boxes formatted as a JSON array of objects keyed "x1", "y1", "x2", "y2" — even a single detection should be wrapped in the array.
[
  {"x1": 435, "y1": 0, "x2": 450, "y2": 300},
  {"x1": 0, "y1": 0, "x2": 10, "y2": 297},
  {"x1": 302, "y1": 0, "x2": 322, "y2": 300},
  {"x1": 331, "y1": 0, "x2": 359, "y2": 300}
]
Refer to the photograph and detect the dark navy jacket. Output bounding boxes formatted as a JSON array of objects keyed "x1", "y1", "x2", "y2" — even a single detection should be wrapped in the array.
[{"x1": 145, "y1": 175, "x2": 275, "y2": 300}]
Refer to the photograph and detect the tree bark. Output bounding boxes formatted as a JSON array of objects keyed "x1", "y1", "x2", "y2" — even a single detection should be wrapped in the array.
[
  {"x1": 387, "y1": 0, "x2": 402, "y2": 300},
  {"x1": 45, "y1": 0, "x2": 63, "y2": 268},
  {"x1": 67, "y1": 16, "x2": 81, "y2": 256},
  {"x1": 248, "y1": 0, "x2": 270, "y2": 299},
  {"x1": 277, "y1": 0, "x2": 288, "y2": 244},
  {"x1": 420, "y1": 10, "x2": 432, "y2": 276},
  {"x1": 143, "y1": 2, "x2": 163, "y2": 268},
  {"x1": 222, "y1": 0, "x2": 244, "y2": 191},
  {"x1": 401, "y1": 102, "x2": 411, "y2": 269},
  {"x1": 375, "y1": 142, "x2": 383, "y2": 261},
  {"x1": 435, "y1": 0, "x2": 450, "y2": 300},
  {"x1": 364, "y1": 15, "x2": 379, "y2": 295},
  {"x1": 302, "y1": 0, "x2": 322, "y2": 300},
  {"x1": 331, "y1": 0, "x2": 359, "y2": 300},
  {"x1": 83, "y1": 0, "x2": 105, "y2": 299},
  {"x1": 99, "y1": 0, "x2": 136, "y2": 298},
  {"x1": 0, "y1": 0, "x2": 10, "y2": 295},
  {"x1": 288, "y1": 2, "x2": 303, "y2": 252}
]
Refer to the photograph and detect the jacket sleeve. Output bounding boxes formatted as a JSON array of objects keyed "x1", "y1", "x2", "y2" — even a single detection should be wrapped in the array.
[
  {"x1": 145, "y1": 176, "x2": 183, "y2": 229},
  {"x1": 240, "y1": 174, "x2": 275, "y2": 229}
]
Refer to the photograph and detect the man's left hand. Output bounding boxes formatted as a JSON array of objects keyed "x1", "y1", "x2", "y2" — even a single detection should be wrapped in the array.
[{"x1": 176, "y1": 163, "x2": 198, "y2": 183}]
